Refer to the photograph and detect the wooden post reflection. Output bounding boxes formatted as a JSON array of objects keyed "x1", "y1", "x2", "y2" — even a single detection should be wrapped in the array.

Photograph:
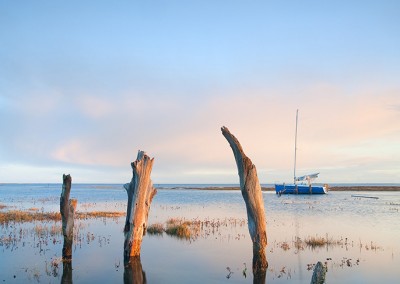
[
  {"x1": 61, "y1": 261, "x2": 73, "y2": 284},
  {"x1": 124, "y1": 256, "x2": 147, "y2": 284},
  {"x1": 253, "y1": 266, "x2": 266, "y2": 284},
  {"x1": 253, "y1": 247, "x2": 267, "y2": 283}
]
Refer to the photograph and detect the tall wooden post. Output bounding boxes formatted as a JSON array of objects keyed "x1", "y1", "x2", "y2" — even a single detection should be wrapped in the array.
[
  {"x1": 221, "y1": 127, "x2": 268, "y2": 277},
  {"x1": 60, "y1": 174, "x2": 77, "y2": 261},
  {"x1": 124, "y1": 151, "x2": 157, "y2": 263}
]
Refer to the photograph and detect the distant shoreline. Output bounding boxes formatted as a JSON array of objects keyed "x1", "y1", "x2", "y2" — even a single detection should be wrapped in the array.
[
  {"x1": 1, "y1": 184, "x2": 399, "y2": 192},
  {"x1": 157, "y1": 186, "x2": 400, "y2": 192}
]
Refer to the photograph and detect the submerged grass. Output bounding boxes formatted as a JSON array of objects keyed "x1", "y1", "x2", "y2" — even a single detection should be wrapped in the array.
[{"x1": 34, "y1": 224, "x2": 63, "y2": 236}]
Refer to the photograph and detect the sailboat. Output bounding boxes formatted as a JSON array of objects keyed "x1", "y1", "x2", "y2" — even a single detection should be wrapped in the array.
[{"x1": 275, "y1": 110, "x2": 328, "y2": 195}]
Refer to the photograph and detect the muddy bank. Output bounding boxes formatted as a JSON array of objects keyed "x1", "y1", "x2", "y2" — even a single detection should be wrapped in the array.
[{"x1": 328, "y1": 186, "x2": 400, "y2": 191}]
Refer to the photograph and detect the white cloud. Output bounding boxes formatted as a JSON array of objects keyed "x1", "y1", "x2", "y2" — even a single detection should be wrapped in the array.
[{"x1": 1, "y1": 80, "x2": 399, "y2": 183}]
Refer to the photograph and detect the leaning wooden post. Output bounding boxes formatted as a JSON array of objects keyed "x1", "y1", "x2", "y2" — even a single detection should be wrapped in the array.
[
  {"x1": 60, "y1": 174, "x2": 77, "y2": 261},
  {"x1": 124, "y1": 151, "x2": 157, "y2": 263},
  {"x1": 221, "y1": 126, "x2": 268, "y2": 276}
]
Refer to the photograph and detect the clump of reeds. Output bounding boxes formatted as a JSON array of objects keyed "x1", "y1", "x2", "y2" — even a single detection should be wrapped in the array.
[
  {"x1": 305, "y1": 236, "x2": 327, "y2": 247},
  {"x1": 166, "y1": 220, "x2": 191, "y2": 239},
  {"x1": 147, "y1": 223, "x2": 164, "y2": 235},
  {"x1": 280, "y1": 242, "x2": 291, "y2": 251},
  {"x1": 164, "y1": 218, "x2": 200, "y2": 240},
  {"x1": 304, "y1": 235, "x2": 344, "y2": 248}
]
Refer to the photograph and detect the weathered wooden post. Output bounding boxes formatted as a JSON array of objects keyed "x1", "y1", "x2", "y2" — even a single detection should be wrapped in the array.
[
  {"x1": 124, "y1": 151, "x2": 157, "y2": 263},
  {"x1": 221, "y1": 126, "x2": 268, "y2": 278},
  {"x1": 60, "y1": 174, "x2": 77, "y2": 261}
]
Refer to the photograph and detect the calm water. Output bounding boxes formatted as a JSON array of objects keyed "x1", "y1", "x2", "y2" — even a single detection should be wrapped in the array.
[{"x1": 1, "y1": 184, "x2": 399, "y2": 283}]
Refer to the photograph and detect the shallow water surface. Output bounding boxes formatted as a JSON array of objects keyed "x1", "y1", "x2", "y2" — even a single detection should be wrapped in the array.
[{"x1": 0, "y1": 184, "x2": 399, "y2": 283}]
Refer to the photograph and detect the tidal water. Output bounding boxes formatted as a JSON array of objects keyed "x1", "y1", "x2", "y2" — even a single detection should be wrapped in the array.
[{"x1": 0, "y1": 184, "x2": 399, "y2": 283}]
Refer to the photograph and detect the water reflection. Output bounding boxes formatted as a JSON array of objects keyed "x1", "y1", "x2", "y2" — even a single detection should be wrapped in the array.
[
  {"x1": 1, "y1": 188, "x2": 399, "y2": 283},
  {"x1": 61, "y1": 261, "x2": 73, "y2": 284},
  {"x1": 124, "y1": 257, "x2": 146, "y2": 284}
]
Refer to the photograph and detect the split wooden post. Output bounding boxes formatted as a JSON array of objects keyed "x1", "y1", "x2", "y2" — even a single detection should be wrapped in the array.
[
  {"x1": 124, "y1": 151, "x2": 157, "y2": 263},
  {"x1": 60, "y1": 174, "x2": 77, "y2": 261},
  {"x1": 221, "y1": 126, "x2": 268, "y2": 276}
]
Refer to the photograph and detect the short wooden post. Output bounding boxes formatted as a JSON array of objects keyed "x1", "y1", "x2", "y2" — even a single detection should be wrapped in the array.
[
  {"x1": 310, "y1": 261, "x2": 326, "y2": 284},
  {"x1": 124, "y1": 151, "x2": 157, "y2": 263},
  {"x1": 60, "y1": 174, "x2": 77, "y2": 261},
  {"x1": 221, "y1": 127, "x2": 268, "y2": 277}
]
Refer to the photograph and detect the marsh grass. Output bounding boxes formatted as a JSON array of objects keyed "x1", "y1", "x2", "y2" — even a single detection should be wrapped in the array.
[
  {"x1": 166, "y1": 223, "x2": 191, "y2": 239},
  {"x1": 147, "y1": 223, "x2": 164, "y2": 235},
  {"x1": 147, "y1": 217, "x2": 246, "y2": 240},
  {"x1": 164, "y1": 218, "x2": 200, "y2": 240},
  {"x1": 0, "y1": 203, "x2": 7, "y2": 210},
  {"x1": 76, "y1": 211, "x2": 125, "y2": 219},
  {"x1": 305, "y1": 236, "x2": 327, "y2": 247},
  {"x1": 304, "y1": 235, "x2": 344, "y2": 248},
  {"x1": 0, "y1": 210, "x2": 60, "y2": 224},
  {"x1": 0, "y1": 210, "x2": 125, "y2": 225},
  {"x1": 275, "y1": 235, "x2": 359, "y2": 251}
]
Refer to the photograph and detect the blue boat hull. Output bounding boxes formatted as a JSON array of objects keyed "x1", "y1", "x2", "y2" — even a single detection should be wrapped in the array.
[{"x1": 275, "y1": 184, "x2": 327, "y2": 194}]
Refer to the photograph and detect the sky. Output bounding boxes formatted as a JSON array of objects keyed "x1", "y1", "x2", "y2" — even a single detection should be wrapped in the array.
[{"x1": 1, "y1": 0, "x2": 399, "y2": 184}]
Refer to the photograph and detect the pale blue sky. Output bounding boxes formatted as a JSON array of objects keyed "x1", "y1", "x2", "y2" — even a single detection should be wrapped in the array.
[{"x1": 1, "y1": 1, "x2": 399, "y2": 183}]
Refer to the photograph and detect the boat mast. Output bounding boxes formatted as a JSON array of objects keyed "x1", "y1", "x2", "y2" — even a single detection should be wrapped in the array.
[{"x1": 293, "y1": 109, "x2": 298, "y2": 185}]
